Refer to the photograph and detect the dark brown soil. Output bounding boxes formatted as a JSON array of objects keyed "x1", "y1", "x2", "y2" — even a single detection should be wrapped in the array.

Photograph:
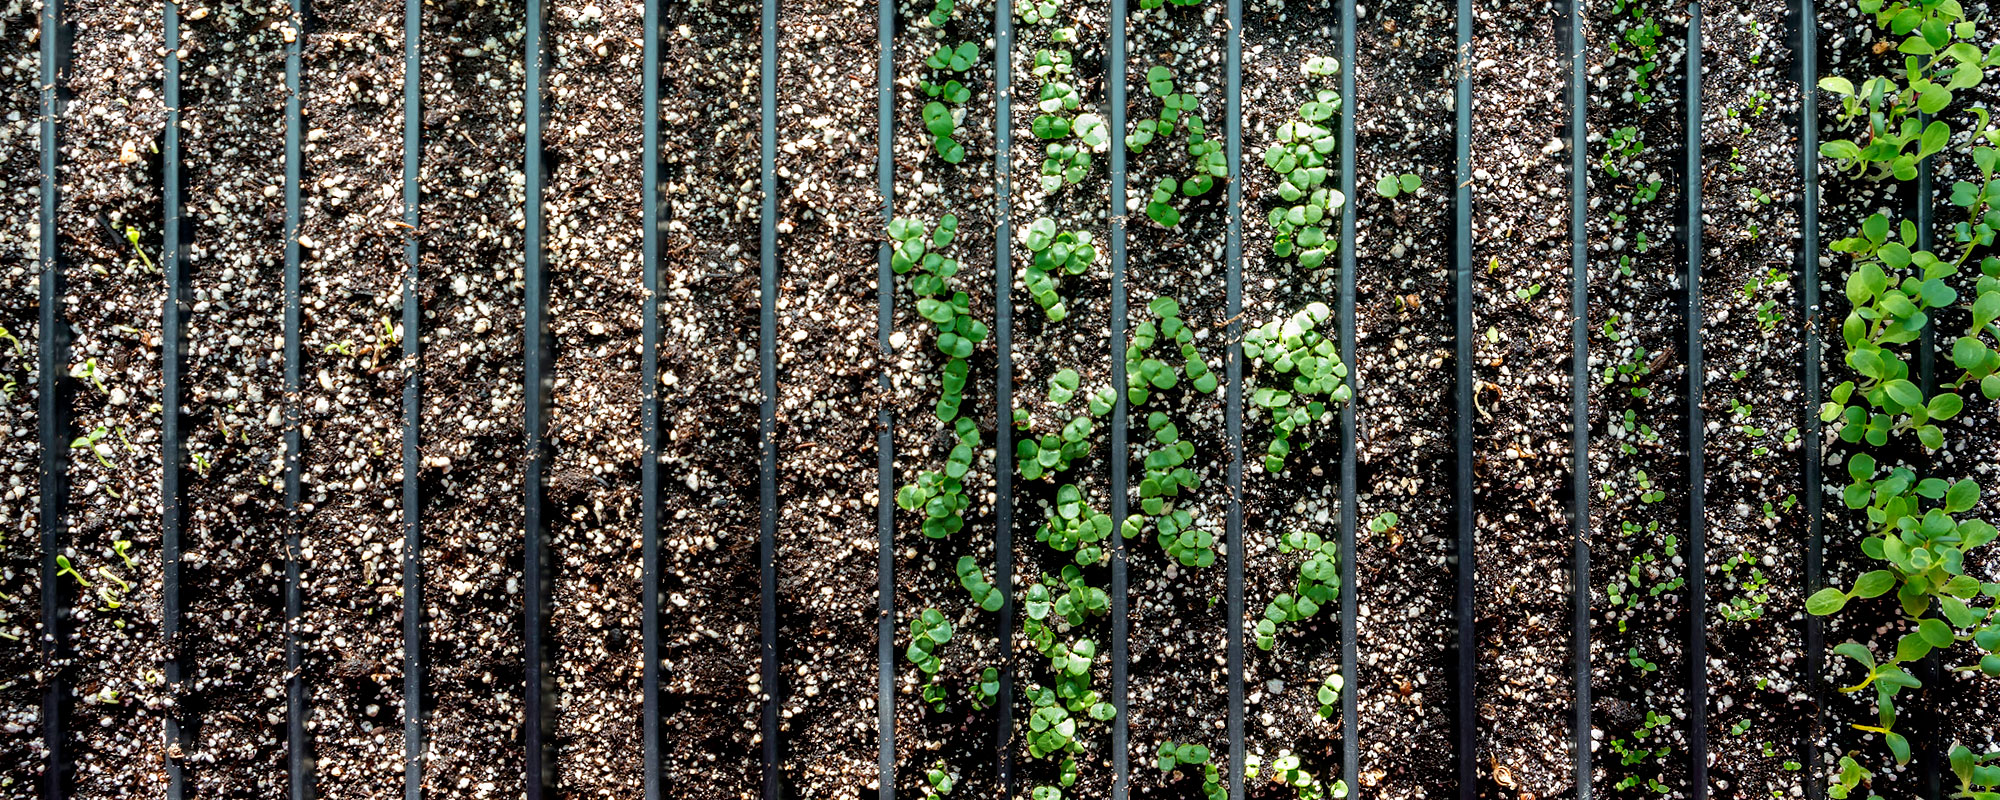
[
  {"x1": 296, "y1": 1, "x2": 411, "y2": 792},
  {"x1": 772, "y1": 0, "x2": 886, "y2": 793},
  {"x1": 540, "y1": 0, "x2": 646, "y2": 792},
  {"x1": 1468, "y1": 1, "x2": 1576, "y2": 794},
  {"x1": 0, "y1": 2, "x2": 45, "y2": 794},
  {"x1": 415, "y1": 0, "x2": 528, "y2": 795},
  {"x1": 175, "y1": 0, "x2": 291, "y2": 793},
  {"x1": 56, "y1": 2, "x2": 169, "y2": 795},
  {"x1": 656, "y1": 0, "x2": 764, "y2": 795},
  {"x1": 1349, "y1": 0, "x2": 1460, "y2": 793}
]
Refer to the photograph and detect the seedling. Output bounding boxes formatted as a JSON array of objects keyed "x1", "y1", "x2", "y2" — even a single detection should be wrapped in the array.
[
  {"x1": 906, "y1": 607, "x2": 956, "y2": 678},
  {"x1": 1374, "y1": 172, "x2": 1421, "y2": 199},
  {"x1": 969, "y1": 667, "x2": 1000, "y2": 710},
  {"x1": 1244, "y1": 303, "x2": 1351, "y2": 473},
  {"x1": 56, "y1": 555, "x2": 90, "y2": 587},
  {"x1": 1256, "y1": 531, "x2": 1340, "y2": 650},
  {"x1": 1036, "y1": 483, "x2": 1114, "y2": 565},
  {"x1": 957, "y1": 556, "x2": 1005, "y2": 612},
  {"x1": 1262, "y1": 69, "x2": 1344, "y2": 268},
  {"x1": 69, "y1": 358, "x2": 107, "y2": 395},
  {"x1": 1021, "y1": 217, "x2": 1097, "y2": 322},
  {"x1": 71, "y1": 426, "x2": 115, "y2": 469},
  {"x1": 923, "y1": 763, "x2": 955, "y2": 800},
  {"x1": 1245, "y1": 753, "x2": 1348, "y2": 800},
  {"x1": 1155, "y1": 741, "x2": 1223, "y2": 800},
  {"x1": 895, "y1": 418, "x2": 978, "y2": 538},
  {"x1": 1315, "y1": 672, "x2": 1343, "y2": 719}
]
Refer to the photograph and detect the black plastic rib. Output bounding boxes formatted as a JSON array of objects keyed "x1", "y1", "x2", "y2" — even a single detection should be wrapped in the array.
[
  {"x1": 759, "y1": 0, "x2": 782, "y2": 792},
  {"x1": 1223, "y1": 0, "x2": 1245, "y2": 792},
  {"x1": 1561, "y1": 0, "x2": 1592, "y2": 795},
  {"x1": 1682, "y1": 7, "x2": 1709, "y2": 799},
  {"x1": 1335, "y1": 0, "x2": 1360, "y2": 786},
  {"x1": 640, "y1": 0, "x2": 664, "y2": 797},
  {"x1": 1450, "y1": 0, "x2": 1477, "y2": 792},
  {"x1": 1108, "y1": 0, "x2": 1131, "y2": 793},
  {"x1": 994, "y1": 0, "x2": 1017, "y2": 789},
  {"x1": 283, "y1": 0, "x2": 309, "y2": 794},
  {"x1": 1792, "y1": 0, "x2": 1823, "y2": 795},
  {"x1": 1913, "y1": 102, "x2": 1944, "y2": 800},
  {"x1": 522, "y1": 0, "x2": 554, "y2": 791},
  {"x1": 875, "y1": 0, "x2": 896, "y2": 792},
  {"x1": 37, "y1": 0, "x2": 70, "y2": 795},
  {"x1": 400, "y1": 1, "x2": 425, "y2": 795},
  {"x1": 161, "y1": 0, "x2": 190, "y2": 796}
]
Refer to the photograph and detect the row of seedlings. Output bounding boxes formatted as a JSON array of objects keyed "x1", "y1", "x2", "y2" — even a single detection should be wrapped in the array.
[
  {"x1": 887, "y1": 0, "x2": 1002, "y2": 792},
  {"x1": 1239, "y1": 0, "x2": 1356, "y2": 795},
  {"x1": 1694, "y1": 0, "x2": 1815, "y2": 794},
  {"x1": 0, "y1": 0, "x2": 39, "y2": 787},
  {"x1": 1584, "y1": 0, "x2": 1697, "y2": 796},
  {"x1": 1007, "y1": 0, "x2": 1119, "y2": 791},
  {"x1": 1809, "y1": 0, "x2": 2000, "y2": 796},
  {"x1": 1120, "y1": 0, "x2": 1234, "y2": 793},
  {"x1": 656, "y1": 0, "x2": 767, "y2": 793},
  {"x1": 54, "y1": 1, "x2": 170, "y2": 794},
  {"x1": 1343, "y1": 0, "x2": 1460, "y2": 791}
]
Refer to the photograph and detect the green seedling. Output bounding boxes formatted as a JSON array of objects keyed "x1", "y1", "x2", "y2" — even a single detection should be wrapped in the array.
[
  {"x1": 56, "y1": 555, "x2": 90, "y2": 588},
  {"x1": 1374, "y1": 172, "x2": 1421, "y2": 199},
  {"x1": 1155, "y1": 741, "x2": 1223, "y2": 800},
  {"x1": 1022, "y1": 217, "x2": 1097, "y2": 322},
  {"x1": 71, "y1": 426, "x2": 115, "y2": 469},
  {"x1": 969, "y1": 667, "x2": 1000, "y2": 710},
  {"x1": 1262, "y1": 73, "x2": 1344, "y2": 268},
  {"x1": 1245, "y1": 753, "x2": 1348, "y2": 800},
  {"x1": 923, "y1": 763, "x2": 955, "y2": 800},
  {"x1": 113, "y1": 540, "x2": 136, "y2": 569},
  {"x1": 1315, "y1": 672, "x2": 1344, "y2": 719},
  {"x1": 957, "y1": 556, "x2": 1005, "y2": 612},
  {"x1": 906, "y1": 607, "x2": 955, "y2": 678},
  {"x1": 1256, "y1": 530, "x2": 1340, "y2": 650},
  {"x1": 69, "y1": 358, "x2": 107, "y2": 395},
  {"x1": 1244, "y1": 303, "x2": 1351, "y2": 472},
  {"x1": 1036, "y1": 483, "x2": 1113, "y2": 565},
  {"x1": 896, "y1": 418, "x2": 978, "y2": 538}
]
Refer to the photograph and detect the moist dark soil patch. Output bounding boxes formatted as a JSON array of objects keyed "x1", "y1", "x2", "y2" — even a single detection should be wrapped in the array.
[
  {"x1": 296, "y1": 1, "x2": 411, "y2": 792},
  {"x1": 657, "y1": 0, "x2": 765, "y2": 795},
  {"x1": 415, "y1": 0, "x2": 528, "y2": 795},
  {"x1": 541, "y1": 0, "x2": 647, "y2": 791},
  {"x1": 1693, "y1": 2, "x2": 1812, "y2": 796},
  {"x1": 772, "y1": 0, "x2": 888, "y2": 793},
  {"x1": 0, "y1": 3, "x2": 46, "y2": 794},
  {"x1": 176, "y1": 0, "x2": 291, "y2": 793},
  {"x1": 1468, "y1": 1, "x2": 1575, "y2": 795},
  {"x1": 1348, "y1": 0, "x2": 1459, "y2": 793},
  {"x1": 57, "y1": 2, "x2": 168, "y2": 794},
  {"x1": 1584, "y1": 2, "x2": 1693, "y2": 797},
  {"x1": 1239, "y1": 0, "x2": 1344, "y2": 792}
]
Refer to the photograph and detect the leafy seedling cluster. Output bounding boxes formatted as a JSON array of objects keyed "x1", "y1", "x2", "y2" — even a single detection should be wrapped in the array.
[
  {"x1": 1021, "y1": 566, "x2": 1115, "y2": 796},
  {"x1": 1242, "y1": 302, "x2": 1351, "y2": 473},
  {"x1": 918, "y1": 0, "x2": 979, "y2": 164},
  {"x1": 1255, "y1": 530, "x2": 1340, "y2": 651},
  {"x1": 1261, "y1": 56, "x2": 1344, "y2": 269},
  {"x1": 1245, "y1": 752, "x2": 1348, "y2": 800},
  {"x1": 1037, "y1": 483, "x2": 1114, "y2": 566},
  {"x1": 1022, "y1": 1, "x2": 1108, "y2": 194},
  {"x1": 1810, "y1": 0, "x2": 2000, "y2": 780},
  {"x1": 1022, "y1": 217, "x2": 1098, "y2": 323},
  {"x1": 1127, "y1": 66, "x2": 1225, "y2": 228},
  {"x1": 1154, "y1": 741, "x2": 1223, "y2": 800},
  {"x1": 906, "y1": 607, "x2": 957, "y2": 711}
]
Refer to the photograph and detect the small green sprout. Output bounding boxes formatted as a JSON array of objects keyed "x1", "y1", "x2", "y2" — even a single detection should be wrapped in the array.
[
  {"x1": 1374, "y1": 172, "x2": 1420, "y2": 199},
  {"x1": 1255, "y1": 531, "x2": 1339, "y2": 650},
  {"x1": 956, "y1": 556, "x2": 1005, "y2": 612},
  {"x1": 1244, "y1": 303, "x2": 1351, "y2": 472},
  {"x1": 69, "y1": 358, "x2": 107, "y2": 395},
  {"x1": 906, "y1": 607, "x2": 955, "y2": 678},
  {"x1": 1155, "y1": 741, "x2": 1223, "y2": 800},
  {"x1": 113, "y1": 540, "x2": 136, "y2": 569},
  {"x1": 922, "y1": 763, "x2": 954, "y2": 800},
  {"x1": 1315, "y1": 672, "x2": 1344, "y2": 719},
  {"x1": 56, "y1": 555, "x2": 91, "y2": 587}
]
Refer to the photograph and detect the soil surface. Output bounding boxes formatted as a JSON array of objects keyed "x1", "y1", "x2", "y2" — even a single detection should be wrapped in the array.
[{"x1": 0, "y1": 2, "x2": 44, "y2": 795}]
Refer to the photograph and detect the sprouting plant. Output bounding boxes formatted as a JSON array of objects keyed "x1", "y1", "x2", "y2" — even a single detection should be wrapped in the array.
[
  {"x1": 926, "y1": 0, "x2": 954, "y2": 26},
  {"x1": 56, "y1": 555, "x2": 90, "y2": 587},
  {"x1": 1243, "y1": 303, "x2": 1351, "y2": 473},
  {"x1": 1262, "y1": 61, "x2": 1344, "y2": 268},
  {"x1": 1245, "y1": 753, "x2": 1348, "y2": 800},
  {"x1": 69, "y1": 358, "x2": 107, "y2": 395},
  {"x1": 1026, "y1": 565, "x2": 1110, "y2": 627},
  {"x1": 1314, "y1": 672, "x2": 1344, "y2": 720},
  {"x1": 112, "y1": 540, "x2": 136, "y2": 569},
  {"x1": 957, "y1": 556, "x2": 1005, "y2": 612},
  {"x1": 1154, "y1": 741, "x2": 1223, "y2": 800},
  {"x1": 1374, "y1": 173, "x2": 1420, "y2": 199},
  {"x1": 71, "y1": 426, "x2": 114, "y2": 469},
  {"x1": 124, "y1": 226, "x2": 154, "y2": 270},
  {"x1": 0, "y1": 323, "x2": 20, "y2": 355},
  {"x1": 1137, "y1": 0, "x2": 1199, "y2": 9},
  {"x1": 1828, "y1": 755, "x2": 1872, "y2": 800},
  {"x1": 1128, "y1": 66, "x2": 1224, "y2": 227},
  {"x1": 922, "y1": 762, "x2": 955, "y2": 800},
  {"x1": 1021, "y1": 217, "x2": 1097, "y2": 322},
  {"x1": 1256, "y1": 530, "x2": 1339, "y2": 650},
  {"x1": 1037, "y1": 484, "x2": 1114, "y2": 565},
  {"x1": 906, "y1": 607, "x2": 956, "y2": 711},
  {"x1": 897, "y1": 418, "x2": 977, "y2": 538},
  {"x1": 1366, "y1": 512, "x2": 1399, "y2": 535},
  {"x1": 1602, "y1": 126, "x2": 1644, "y2": 178},
  {"x1": 1950, "y1": 744, "x2": 2000, "y2": 798},
  {"x1": 968, "y1": 666, "x2": 1000, "y2": 710}
]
